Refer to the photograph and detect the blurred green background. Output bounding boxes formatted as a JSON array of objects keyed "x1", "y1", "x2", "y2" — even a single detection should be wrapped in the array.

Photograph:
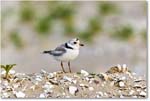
[{"x1": 1, "y1": 1, "x2": 147, "y2": 75}]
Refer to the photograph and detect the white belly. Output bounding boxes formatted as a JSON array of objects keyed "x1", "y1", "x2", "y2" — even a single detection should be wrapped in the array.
[{"x1": 55, "y1": 49, "x2": 79, "y2": 62}]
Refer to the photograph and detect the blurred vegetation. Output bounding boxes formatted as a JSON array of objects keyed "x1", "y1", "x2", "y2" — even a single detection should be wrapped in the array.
[
  {"x1": 98, "y1": 2, "x2": 118, "y2": 16},
  {"x1": 20, "y1": 2, "x2": 34, "y2": 22},
  {"x1": 1, "y1": 64, "x2": 16, "y2": 79},
  {"x1": 9, "y1": 31, "x2": 24, "y2": 49},
  {"x1": 111, "y1": 25, "x2": 134, "y2": 41},
  {"x1": 35, "y1": 16, "x2": 52, "y2": 35},
  {"x1": 2, "y1": 1, "x2": 147, "y2": 49},
  {"x1": 79, "y1": 17, "x2": 102, "y2": 42},
  {"x1": 141, "y1": 29, "x2": 147, "y2": 42}
]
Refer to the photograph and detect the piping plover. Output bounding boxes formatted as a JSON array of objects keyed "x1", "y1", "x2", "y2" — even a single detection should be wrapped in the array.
[{"x1": 43, "y1": 38, "x2": 84, "y2": 73}]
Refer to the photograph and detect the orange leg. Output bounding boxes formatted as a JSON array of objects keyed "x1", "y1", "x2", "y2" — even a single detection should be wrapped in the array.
[
  {"x1": 68, "y1": 61, "x2": 71, "y2": 73},
  {"x1": 61, "y1": 61, "x2": 66, "y2": 73}
]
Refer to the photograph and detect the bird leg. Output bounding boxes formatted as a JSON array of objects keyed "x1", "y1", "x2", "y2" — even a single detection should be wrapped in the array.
[
  {"x1": 68, "y1": 61, "x2": 71, "y2": 73},
  {"x1": 61, "y1": 61, "x2": 66, "y2": 73}
]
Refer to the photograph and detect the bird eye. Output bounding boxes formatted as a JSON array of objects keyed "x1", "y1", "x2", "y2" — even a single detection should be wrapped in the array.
[{"x1": 74, "y1": 42, "x2": 77, "y2": 44}]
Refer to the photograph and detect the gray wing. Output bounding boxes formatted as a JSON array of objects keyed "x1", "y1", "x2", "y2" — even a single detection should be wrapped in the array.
[{"x1": 50, "y1": 44, "x2": 66, "y2": 56}]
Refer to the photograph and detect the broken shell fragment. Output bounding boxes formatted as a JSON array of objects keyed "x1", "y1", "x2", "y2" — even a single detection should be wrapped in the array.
[
  {"x1": 139, "y1": 91, "x2": 146, "y2": 97},
  {"x1": 81, "y1": 70, "x2": 89, "y2": 76}
]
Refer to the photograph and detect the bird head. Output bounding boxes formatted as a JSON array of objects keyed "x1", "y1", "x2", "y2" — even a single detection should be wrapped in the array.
[{"x1": 67, "y1": 38, "x2": 84, "y2": 50}]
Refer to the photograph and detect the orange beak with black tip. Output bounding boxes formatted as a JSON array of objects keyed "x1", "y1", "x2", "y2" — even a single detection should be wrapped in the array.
[{"x1": 80, "y1": 43, "x2": 84, "y2": 46}]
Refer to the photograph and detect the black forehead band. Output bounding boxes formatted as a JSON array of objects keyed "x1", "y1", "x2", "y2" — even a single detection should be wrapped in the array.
[{"x1": 76, "y1": 38, "x2": 79, "y2": 41}]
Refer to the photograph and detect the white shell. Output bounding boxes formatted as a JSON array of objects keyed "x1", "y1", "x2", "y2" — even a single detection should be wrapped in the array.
[
  {"x1": 69, "y1": 86, "x2": 78, "y2": 95},
  {"x1": 81, "y1": 70, "x2": 89, "y2": 76},
  {"x1": 119, "y1": 81, "x2": 125, "y2": 87},
  {"x1": 89, "y1": 87, "x2": 94, "y2": 91},
  {"x1": 63, "y1": 76, "x2": 72, "y2": 82},
  {"x1": 39, "y1": 93, "x2": 45, "y2": 98},
  {"x1": 139, "y1": 91, "x2": 146, "y2": 96},
  {"x1": 48, "y1": 73, "x2": 54, "y2": 79},
  {"x1": 9, "y1": 70, "x2": 16, "y2": 74},
  {"x1": 15, "y1": 91, "x2": 25, "y2": 98}
]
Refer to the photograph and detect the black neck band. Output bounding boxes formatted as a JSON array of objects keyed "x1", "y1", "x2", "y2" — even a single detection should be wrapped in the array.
[{"x1": 65, "y1": 43, "x2": 74, "y2": 50}]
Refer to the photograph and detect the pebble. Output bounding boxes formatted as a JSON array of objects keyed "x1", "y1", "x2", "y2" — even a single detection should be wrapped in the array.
[
  {"x1": 69, "y1": 86, "x2": 78, "y2": 95},
  {"x1": 81, "y1": 70, "x2": 89, "y2": 76}
]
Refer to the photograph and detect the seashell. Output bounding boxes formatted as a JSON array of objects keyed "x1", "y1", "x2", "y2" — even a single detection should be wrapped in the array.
[
  {"x1": 97, "y1": 91, "x2": 103, "y2": 96},
  {"x1": 120, "y1": 76, "x2": 126, "y2": 80},
  {"x1": 9, "y1": 70, "x2": 16, "y2": 74},
  {"x1": 69, "y1": 86, "x2": 78, "y2": 95},
  {"x1": 98, "y1": 73, "x2": 108, "y2": 81},
  {"x1": 117, "y1": 64, "x2": 122, "y2": 72},
  {"x1": 119, "y1": 81, "x2": 125, "y2": 87},
  {"x1": 122, "y1": 64, "x2": 128, "y2": 73},
  {"x1": 63, "y1": 76, "x2": 72, "y2": 82},
  {"x1": 89, "y1": 87, "x2": 94, "y2": 91},
  {"x1": 129, "y1": 90, "x2": 134, "y2": 95},
  {"x1": 15, "y1": 91, "x2": 25, "y2": 98},
  {"x1": 79, "y1": 84, "x2": 85, "y2": 87},
  {"x1": 72, "y1": 80, "x2": 77, "y2": 84},
  {"x1": 41, "y1": 69, "x2": 47, "y2": 74},
  {"x1": 81, "y1": 70, "x2": 89, "y2": 76},
  {"x1": 47, "y1": 73, "x2": 54, "y2": 79},
  {"x1": 39, "y1": 93, "x2": 45, "y2": 98},
  {"x1": 139, "y1": 91, "x2": 146, "y2": 97},
  {"x1": 132, "y1": 96, "x2": 137, "y2": 98}
]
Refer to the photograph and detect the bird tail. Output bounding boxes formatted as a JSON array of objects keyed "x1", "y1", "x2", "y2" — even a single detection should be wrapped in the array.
[{"x1": 43, "y1": 50, "x2": 51, "y2": 54}]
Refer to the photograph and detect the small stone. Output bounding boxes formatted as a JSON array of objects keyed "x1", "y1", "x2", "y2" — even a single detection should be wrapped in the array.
[
  {"x1": 15, "y1": 91, "x2": 25, "y2": 98},
  {"x1": 69, "y1": 86, "x2": 78, "y2": 95},
  {"x1": 81, "y1": 70, "x2": 89, "y2": 76},
  {"x1": 119, "y1": 81, "x2": 125, "y2": 87}
]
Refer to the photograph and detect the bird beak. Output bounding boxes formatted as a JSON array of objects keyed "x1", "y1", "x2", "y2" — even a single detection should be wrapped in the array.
[{"x1": 79, "y1": 43, "x2": 84, "y2": 46}]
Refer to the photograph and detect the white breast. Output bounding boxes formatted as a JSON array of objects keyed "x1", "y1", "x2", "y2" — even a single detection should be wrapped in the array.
[{"x1": 55, "y1": 49, "x2": 79, "y2": 62}]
